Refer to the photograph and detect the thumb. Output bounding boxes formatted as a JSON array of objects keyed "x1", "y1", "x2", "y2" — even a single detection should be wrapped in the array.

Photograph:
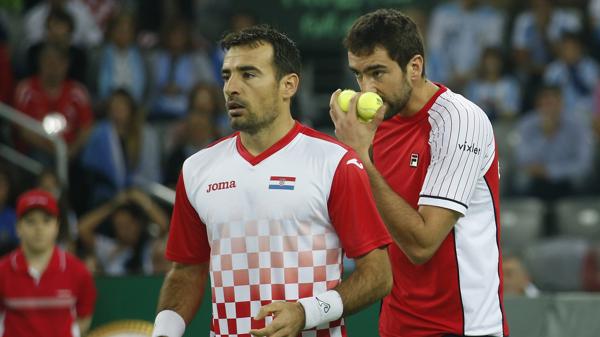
[{"x1": 254, "y1": 303, "x2": 276, "y2": 320}]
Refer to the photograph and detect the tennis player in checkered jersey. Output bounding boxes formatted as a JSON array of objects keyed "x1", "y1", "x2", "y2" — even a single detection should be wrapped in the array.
[{"x1": 152, "y1": 25, "x2": 393, "y2": 337}]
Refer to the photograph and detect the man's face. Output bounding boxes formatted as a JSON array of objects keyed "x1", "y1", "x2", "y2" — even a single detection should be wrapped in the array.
[
  {"x1": 17, "y1": 209, "x2": 59, "y2": 254},
  {"x1": 112, "y1": 210, "x2": 142, "y2": 246},
  {"x1": 46, "y1": 19, "x2": 71, "y2": 44},
  {"x1": 39, "y1": 49, "x2": 68, "y2": 85},
  {"x1": 348, "y1": 46, "x2": 412, "y2": 120},
  {"x1": 222, "y1": 43, "x2": 281, "y2": 134}
]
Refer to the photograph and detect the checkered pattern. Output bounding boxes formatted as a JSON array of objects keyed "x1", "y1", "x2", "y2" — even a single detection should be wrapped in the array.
[{"x1": 208, "y1": 219, "x2": 345, "y2": 337}]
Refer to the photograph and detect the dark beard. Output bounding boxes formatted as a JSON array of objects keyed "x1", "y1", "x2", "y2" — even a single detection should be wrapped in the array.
[
  {"x1": 383, "y1": 85, "x2": 412, "y2": 120},
  {"x1": 230, "y1": 109, "x2": 278, "y2": 135}
]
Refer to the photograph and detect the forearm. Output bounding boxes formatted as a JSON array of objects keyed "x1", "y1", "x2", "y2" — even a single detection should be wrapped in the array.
[
  {"x1": 157, "y1": 263, "x2": 208, "y2": 323},
  {"x1": 335, "y1": 248, "x2": 391, "y2": 316},
  {"x1": 78, "y1": 201, "x2": 117, "y2": 246},
  {"x1": 363, "y1": 160, "x2": 428, "y2": 252}
]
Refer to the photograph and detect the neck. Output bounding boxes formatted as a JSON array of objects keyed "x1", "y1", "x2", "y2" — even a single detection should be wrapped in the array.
[
  {"x1": 239, "y1": 110, "x2": 295, "y2": 156},
  {"x1": 22, "y1": 245, "x2": 54, "y2": 272},
  {"x1": 41, "y1": 77, "x2": 62, "y2": 96},
  {"x1": 400, "y1": 79, "x2": 440, "y2": 118}
]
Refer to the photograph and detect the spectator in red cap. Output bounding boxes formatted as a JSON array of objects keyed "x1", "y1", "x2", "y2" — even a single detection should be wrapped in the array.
[{"x1": 0, "y1": 189, "x2": 97, "y2": 337}]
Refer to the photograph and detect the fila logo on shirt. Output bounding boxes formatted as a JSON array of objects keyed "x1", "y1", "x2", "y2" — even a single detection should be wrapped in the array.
[
  {"x1": 410, "y1": 153, "x2": 419, "y2": 167},
  {"x1": 206, "y1": 180, "x2": 237, "y2": 193}
]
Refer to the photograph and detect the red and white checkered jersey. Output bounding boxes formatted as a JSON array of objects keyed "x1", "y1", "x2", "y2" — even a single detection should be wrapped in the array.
[
  {"x1": 166, "y1": 122, "x2": 391, "y2": 337},
  {"x1": 375, "y1": 85, "x2": 508, "y2": 337}
]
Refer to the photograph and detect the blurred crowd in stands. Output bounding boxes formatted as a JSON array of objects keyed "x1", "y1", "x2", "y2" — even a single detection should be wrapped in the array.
[{"x1": 0, "y1": 0, "x2": 599, "y2": 293}]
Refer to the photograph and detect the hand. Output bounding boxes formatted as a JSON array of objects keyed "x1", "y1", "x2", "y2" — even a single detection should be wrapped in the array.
[
  {"x1": 527, "y1": 164, "x2": 547, "y2": 178},
  {"x1": 329, "y1": 89, "x2": 385, "y2": 163},
  {"x1": 249, "y1": 301, "x2": 305, "y2": 337}
]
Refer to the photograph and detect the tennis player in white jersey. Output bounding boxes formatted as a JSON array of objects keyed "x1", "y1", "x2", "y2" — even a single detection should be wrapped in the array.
[{"x1": 152, "y1": 25, "x2": 393, "y2": 337}]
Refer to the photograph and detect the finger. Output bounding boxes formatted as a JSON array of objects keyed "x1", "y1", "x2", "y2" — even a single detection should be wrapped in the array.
[
  {"x1": 254, "y1": 302, "x2": 281, "y2": 321},
  {"x1": 329, "y1": 88, "x2": 341, "y2": 107},
  {"x1": 371, "y1": 102, "x2": 387, "y2": 127},
  {"x1": 346, "y1": 92, "x2": 360, "y2": 123},
  {"x1": 329, "y1": 89, "x2": 343, "y2": 123},
  {"x1": 250, "y1": 320, "x2": 282, "y2": 337}
]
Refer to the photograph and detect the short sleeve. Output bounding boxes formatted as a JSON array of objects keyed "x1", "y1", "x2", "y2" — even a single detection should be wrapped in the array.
[
  {"x1": 165, "y1": 173, "x2": 211, "y2": 264},
  {"x1": 419, "y1": 100, "x2": 494, "y2": 215},
  {"x1": 327, "y1": 151, "x2": 392, "y2": 258},
  {"x1": 75, "y1": 259, "x2": 97, "y2": 317}
]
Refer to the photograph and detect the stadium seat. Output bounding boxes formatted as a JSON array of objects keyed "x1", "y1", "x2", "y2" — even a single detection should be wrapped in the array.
[
  {"x1": 524, "y1": 238, "x2": 590, "y2": 292},
  {"x1": 555, "y1": 197, "x2": 600, "y2": 239},
  {"x1": 500, "y1": 197, "x2": 545, "y2": 253}
]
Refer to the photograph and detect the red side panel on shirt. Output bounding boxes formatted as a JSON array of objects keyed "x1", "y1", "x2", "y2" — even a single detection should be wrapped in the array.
[
  {"x1": 327, "y1": 151, "x2": 392, "y2": 258},
  {"x1": 374, "y1": 96, "x2": 464, "y2": 337},
  {"x1": 484, "y1": 149, "x2": 510, "y2": 336},
  {"x1": 166, "y1": 173, "x2": 211, "y2": 264}
]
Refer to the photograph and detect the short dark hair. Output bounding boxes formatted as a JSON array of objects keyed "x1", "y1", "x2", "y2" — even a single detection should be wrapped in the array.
[
  {"x1": 46, "y1": 7, "x2": 75, "y2": 33},
  {"x1": 220, "y1": 24, "x2": 301, "y2": 80},
  {"x1": 345, "y1": 9, "x2": 425, "y2": 75}
]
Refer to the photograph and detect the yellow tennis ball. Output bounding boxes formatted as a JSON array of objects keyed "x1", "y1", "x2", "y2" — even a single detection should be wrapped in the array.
[
  {"x1": 357, "y1": 92, "x2": 383, "y2": 122},
  {"x1": 337, "y1": 89, "x2": 357, "y2": 112}
]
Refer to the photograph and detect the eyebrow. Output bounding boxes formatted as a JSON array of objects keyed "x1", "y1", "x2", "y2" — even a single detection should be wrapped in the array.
[
  {"x1": 349, "y1": 64, "x2": 387, "y2": 74},
  {"x1": 222, "y1": 65, "x2": 263, "y2": 74}
]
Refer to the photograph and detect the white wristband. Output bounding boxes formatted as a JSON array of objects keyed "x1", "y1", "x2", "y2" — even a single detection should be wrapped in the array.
[
  {"x1": 297, "y1": 290, "x2": 344, "y2": 329},
  {"x1": 152, "y1": 310, "x2": 186, "y2": 337}
]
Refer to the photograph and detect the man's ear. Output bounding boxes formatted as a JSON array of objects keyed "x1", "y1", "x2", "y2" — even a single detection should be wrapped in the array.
[
  {"x1": 280, "y1": 73, "x2": 300, "y2": 99},
  {"x1": 407, "y1": 55, "x2": 424, "y2": 81}
]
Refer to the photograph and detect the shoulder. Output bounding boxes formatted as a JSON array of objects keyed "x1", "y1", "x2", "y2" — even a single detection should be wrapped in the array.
[
  {"x1": 182, "y1": 133, "x2": 237, "y2": 175},
  {"x1": 0, "y1": 252, "x2": 13, "y2": 271},
  {"x1": 297, "y1": 125, "x2": 354, "y2": 162},
  {"x1": 431, "y1": 90, "x2": 489, "y2": 126}
]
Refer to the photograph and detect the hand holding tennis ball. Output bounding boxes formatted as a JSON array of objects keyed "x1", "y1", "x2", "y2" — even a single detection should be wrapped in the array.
[{"x1": 336, "y1": 90, "x2": 383, "y2": 122}]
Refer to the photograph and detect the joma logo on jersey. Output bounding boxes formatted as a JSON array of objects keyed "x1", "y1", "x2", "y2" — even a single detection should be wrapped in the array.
[
  {"x1": 206, "y1": 180, "x2": 236, "y2": 193},
  {"x1": 458, "y1": 141, "x2": 481, "y2": 154}
]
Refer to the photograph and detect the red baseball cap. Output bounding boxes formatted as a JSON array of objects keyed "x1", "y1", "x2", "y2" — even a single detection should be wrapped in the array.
[{"x1": 16, "y1": 189, "x2": 59, "y2": 218}]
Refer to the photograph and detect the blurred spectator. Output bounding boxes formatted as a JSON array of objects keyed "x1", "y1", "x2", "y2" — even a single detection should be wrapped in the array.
[
  {"x1": 14, "y1": 43, "x2": 94, "y2": 162},
  {"x1": 0, "y1": 189, "x2": 97, "y2": 337},
  {"x1": 0, "y1": 166, "x2": 17, "y2": 256},
  {"x1": 150, "y1": 235, "x2": 169, "y2": 274},
  {"x1": 427, "y1": 0, "x2": 505, "y2": 90},
  {"x1": 163, "y1": 83, "x2": 220, "y2": 187},
  {"x1": 210, "y1": 11, "x2": 257, "y2": 87},
  {"x1": 24, "y1": 0, "x2": 103, "y2": 47},
  {"x1": 544, "y1": 32, "x2": 599, "y2": 122},
  {"x1": 78, "y1": 189, "x2": 168, "y2": 275},
  {"x1": 514, "y1": 85, "x2": 594, "y2": 201},
  {"x1": 26, "y1": 7, "x2": 88, "y2": 84},
  {"x1": 0, "y1": 19, "x2": 14, "y2": 105},
  {"x1": 589, "y1": 0, "x2": 600, "y2": 59},
  {"x1": 80, "y1": 0, "x2": 120, "y2": 32},
  {"x1": 36, "y1": 169, "x2": 77, "y2": 250},
  {"x1": 148, "y1": 19, "x2": 216, "y2": 120},
  {"x1": 503, "y1": 254, "x2": 540, "y2": 297},
  {"x1": 511, "y1": 0, "x2": 581, "y2": 110},
  {"x1": 465, "y1": 47, "x2": 521, "y2": 121},
  {"x1": 97, "y1": 11, "x2": 147, "y2": 103},
  {"x1": 80, "y1": 89, "x2": 160, "y2": 209}
]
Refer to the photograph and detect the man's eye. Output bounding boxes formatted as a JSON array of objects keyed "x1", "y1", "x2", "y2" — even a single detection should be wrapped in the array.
[
  {"x1": 221, "y1": 74, "x2": 230, "y2": 81},
  {"x1": 373, "y1": 71, "x2": 383, "y2": 79},
  {"x1": 243, "y1": 72, "x2": 255, "y2": 79}
]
